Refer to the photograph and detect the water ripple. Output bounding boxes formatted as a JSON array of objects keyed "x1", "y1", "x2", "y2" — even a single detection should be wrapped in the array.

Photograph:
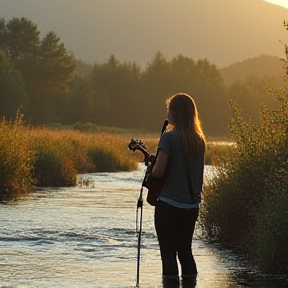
[{"x1": 0, "y1": 165, "x2": 287, "y2": 287}]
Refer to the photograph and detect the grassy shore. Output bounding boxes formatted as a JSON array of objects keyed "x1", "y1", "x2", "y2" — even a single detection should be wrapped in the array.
[
  {"x1": 0, "y1": 116, "x2": 139, "y2": 200},
  {"x1": 0, "y1": 115, "x2": 230, "y2": 201}
]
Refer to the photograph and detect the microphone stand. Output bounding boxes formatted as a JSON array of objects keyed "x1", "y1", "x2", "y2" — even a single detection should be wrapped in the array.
[
  {"x1": 135, "y1": 186, "x2": 143, "y2": 288},
  {"x1": 135, "y1": 119, "x2": 168, "y2": 288}
]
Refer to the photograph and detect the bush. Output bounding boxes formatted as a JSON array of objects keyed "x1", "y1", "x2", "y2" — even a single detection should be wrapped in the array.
[
  {"x1": 200, "y1": 91, "x2": 288, "y2": 272},
  {"x1": 249, "y1": 182, "x2": 288, "y2": 273}
]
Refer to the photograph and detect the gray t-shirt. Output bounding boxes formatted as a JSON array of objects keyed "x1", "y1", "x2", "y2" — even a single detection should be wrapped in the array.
[{"x1": 157, "y1": 130, "x2": 204, "y2": 207}]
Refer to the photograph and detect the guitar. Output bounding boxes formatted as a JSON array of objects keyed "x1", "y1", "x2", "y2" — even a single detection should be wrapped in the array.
[{"x1": 128, "y1": 139, "x2": 163, "y2": 206}]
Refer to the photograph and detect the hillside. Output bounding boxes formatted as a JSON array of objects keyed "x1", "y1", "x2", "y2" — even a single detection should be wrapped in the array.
[
  {"x1": 219, "y1": 55, "x2": 286, "y2": 84},
  {"x1": 0, "y1": 0, "x2": 287, "y2": 68}
]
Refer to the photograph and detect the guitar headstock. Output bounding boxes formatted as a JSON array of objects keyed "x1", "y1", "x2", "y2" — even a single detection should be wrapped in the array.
[
  {"x1": 128, "y1": 139, "x2": 146, "y2": 152},
  {"x1": 128, "y1": 138, "x2": 153, "y2": 165}
]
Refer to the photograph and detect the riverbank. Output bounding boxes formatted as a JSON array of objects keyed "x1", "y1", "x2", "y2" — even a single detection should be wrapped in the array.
[
  {"x1": 0, "y1": 115, "x2": 231, "y2": 201},
  {"x1": 0, "y1": 115, "x2": 138, "y2": 200}
]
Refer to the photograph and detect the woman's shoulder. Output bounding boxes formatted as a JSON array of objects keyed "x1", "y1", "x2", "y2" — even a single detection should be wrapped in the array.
[
  {"x1": 160, "y1": 130, "x2": 181, "y2": 146},
  {"x1": 164, "y1": 129, "x2": 180, "y2": 136},
  {"x1": 163, "y1": 130, "x2": 180, "y2": 139}
]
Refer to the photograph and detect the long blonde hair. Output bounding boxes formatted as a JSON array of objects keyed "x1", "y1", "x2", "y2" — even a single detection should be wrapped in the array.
[{"x1": 166, "y1": 93, "x2": 206, "y2": 157}]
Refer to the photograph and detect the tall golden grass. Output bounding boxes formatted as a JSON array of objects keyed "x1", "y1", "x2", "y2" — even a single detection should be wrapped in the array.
[
  {"x1": 28, "y1": 128, "x2": 138, "y2": 187},
  {"x1": 0, "y1": 113, "x2": 35, "y2": 200},
  {"x1": 0, "y1": 114, "x2": 230, "y2": 201},
  {"x1": 0, "y1": 117, "x2": 139, "y2": 200}
]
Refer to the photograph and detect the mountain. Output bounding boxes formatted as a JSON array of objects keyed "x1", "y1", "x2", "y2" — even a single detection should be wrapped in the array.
[
  {"x1": 0, "y1": 0, "x2": 287, "y2": 68},
  {"x1": 219, "y1": 54, "x2": 286, "y2": 84}
]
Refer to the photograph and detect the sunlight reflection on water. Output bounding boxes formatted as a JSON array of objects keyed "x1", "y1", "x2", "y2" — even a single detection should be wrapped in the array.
[{"x1": 0, "y1": 165, "x2": 287, "y2": 288}]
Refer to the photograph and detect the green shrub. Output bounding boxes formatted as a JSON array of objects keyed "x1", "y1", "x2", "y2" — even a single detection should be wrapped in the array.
[
  {"x1": 201, "y1": 91, "x2": 288, "y2": 272},
  {"x1": 249, "y1": 183, "x2": 288, "y2": 273}
]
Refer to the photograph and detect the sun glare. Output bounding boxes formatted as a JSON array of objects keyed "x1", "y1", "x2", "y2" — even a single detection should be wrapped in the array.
[{"x1": 264, "y1": 0, "x2": 288, "y2": 9}]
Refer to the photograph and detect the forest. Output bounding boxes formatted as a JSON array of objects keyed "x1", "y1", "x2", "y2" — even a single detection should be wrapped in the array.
[{"x1": 0, "y1": 17, "x2": 286, "y2": 137}]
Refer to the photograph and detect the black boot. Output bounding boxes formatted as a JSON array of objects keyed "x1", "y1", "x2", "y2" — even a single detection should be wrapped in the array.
[
  {"x1": 162, "y1": 275, "x2": 179, "y2": 288},
  {"x1": 181, "y1": 274, "x2": 197, "y2": 287}
]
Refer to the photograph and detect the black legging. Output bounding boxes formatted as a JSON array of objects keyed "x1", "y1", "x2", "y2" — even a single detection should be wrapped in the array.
[{"x1": 154, "y1": 200, "x2": 199, "y2": 276}]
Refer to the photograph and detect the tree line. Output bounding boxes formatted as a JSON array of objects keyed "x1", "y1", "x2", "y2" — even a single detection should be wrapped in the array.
[{"x1": 0, "y1": 17, "x2": 284, "y2": 136}]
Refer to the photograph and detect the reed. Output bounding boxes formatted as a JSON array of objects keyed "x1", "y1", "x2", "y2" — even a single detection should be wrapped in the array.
[
  {"x1": 205, "y1": 142, "x2": 232, "y2": 165},
  {"x1": 86, "y1": 132, "x2": 138, "y2": 172},
  {"x1": 0, "y1": 120, "x2": 139, "y2": 198},
  {"x1": 0, "y1": 117, "x2": 231, "y2": 201},
  {"x1": 0, "y1": 113, "x2": 35, "y2": 200},
  {"x1": 124, "y1": 136, "x2": 233, "y2": 165},
  {"x1": 29, "y1": 128, "x2": 138, "y2": 186}
]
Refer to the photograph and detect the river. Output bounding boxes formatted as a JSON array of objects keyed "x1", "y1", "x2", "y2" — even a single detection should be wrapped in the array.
[{"x1": 0, "y1": 164, "x2": 287, "y2": 288}]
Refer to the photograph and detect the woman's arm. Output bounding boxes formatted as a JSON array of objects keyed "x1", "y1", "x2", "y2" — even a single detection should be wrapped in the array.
[{"x1": 151, "y1": 149, "x2": 169, "y2": 178}]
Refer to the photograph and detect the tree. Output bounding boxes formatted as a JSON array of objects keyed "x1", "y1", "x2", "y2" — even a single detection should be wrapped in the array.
[
  {"x1": 0, "y1": 50, "x2": 28, "y2": 119},
  {"x1": 63, "y1": 76, "x2": 101, "y2": 124},
  {"x1": 228, "y1": 76, "x2": 279, "y2": 124},
  {"x1": 26, "y1": 31, "x2": 75, "y2": 123},
  {"x1": 0, "y1": 19, "x2": 7, "y2": 51},
  {"x1": 139, "y1": 52, "x2": 173, "y2": 129},
  {"x1": 2, "y1": 17, "x2": 40, "y2": 66},
  {"x1": 90, "y1": 55, "x2": 141, "y2": 127},
  {"x1": 0, "y1": 18, "x2": 75, "y2": 124},
  {"x1": 141, "y1": 53, "x2": 229, "y2": 135}
]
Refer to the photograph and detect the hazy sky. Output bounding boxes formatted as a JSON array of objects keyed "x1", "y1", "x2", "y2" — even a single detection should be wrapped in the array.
[
  {"x1": 264, "y1": 0, "x2": 288, "y2": 9},
  {"x1": 1, "y1": 0, "x2": 287, "y2": 68}
]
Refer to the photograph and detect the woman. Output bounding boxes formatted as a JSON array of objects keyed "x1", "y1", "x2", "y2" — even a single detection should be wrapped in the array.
[{"x1": 151, "y1": 93, "x2": 206, "y2": 287}]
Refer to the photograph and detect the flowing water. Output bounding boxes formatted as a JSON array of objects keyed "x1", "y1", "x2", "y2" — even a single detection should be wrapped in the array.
[{"x1": 0, "y1": 164, "x2": 287, "y2": 288}]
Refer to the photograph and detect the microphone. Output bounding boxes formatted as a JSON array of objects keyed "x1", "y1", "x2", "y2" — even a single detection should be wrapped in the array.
[{"x1": 161, "y1": 119, "x2": 168, "y2": 136}]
